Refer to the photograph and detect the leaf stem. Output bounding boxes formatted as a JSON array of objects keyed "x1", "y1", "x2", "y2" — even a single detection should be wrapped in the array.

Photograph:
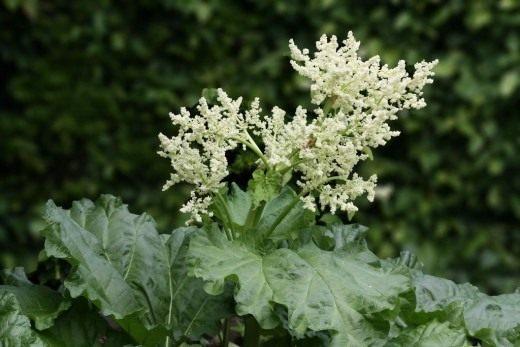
[
  {"x1": 278, "y1": 158, "x2": 305, "y2": 175},
  {"x1": 215, "y1": 192, "x2": 234, "y2": 240},
  {"x1": 165, "y1": 263, "x2": 175, "y2": 347},
  {"x1": 222, "y1": 317, "x2": 231, "y2": 347},
  {"x1": 243, "y1": 315, "x2": 260, "y2": 347},
  {"x1": 261, "y1": 193, "x2": 301, "y2": 241},
  {"x1": 232, "y1": 131, "x2": 270, "y2": 169},
  {"x1": 396, "y1": 315, "x2": 408, "y2": 328},
  {"x1": 323, "y1": 175, "x2": 349, "y2": 184}
]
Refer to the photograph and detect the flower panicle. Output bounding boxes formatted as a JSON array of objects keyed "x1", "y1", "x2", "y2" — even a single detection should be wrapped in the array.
[{"x1": 159, "y1": 31, "x2": 437, "y2": 223}]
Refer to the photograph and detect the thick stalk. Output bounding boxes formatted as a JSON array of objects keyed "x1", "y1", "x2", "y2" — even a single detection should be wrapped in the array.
[{"x1": 243, "y1": 315, "x2": 260, "y2": 347}]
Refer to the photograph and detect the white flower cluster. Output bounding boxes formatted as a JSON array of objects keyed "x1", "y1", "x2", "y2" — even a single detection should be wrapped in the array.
[
  {"x1": 281, "y1": 32, "x2": 437, "y2": 214},
  {"x1": 159, "y1": 31, "x2": 437, "y2": 221},
  {"x1": 158, "y1": 89, "x2": 263, "y2": 222}
]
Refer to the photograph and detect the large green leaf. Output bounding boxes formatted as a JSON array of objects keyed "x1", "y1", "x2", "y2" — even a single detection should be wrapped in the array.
[
  {"x1": 411, "y1": 272, "x2": 520, "y2": 346},
  {"x1": 0, "y1": 267, "x2": 70, "y2": 330},
  {"x1": 42, "y1": 195, "x2": 231, "y2": 345},
  {"x1": 0, "y1": 292, "x2": 43, "y2": 347},
  {"x1": 37, "y1": 300, "x2": 133, "y2": 347},
  {"x1": 0, "y1": 291, "x2": 131, "y2": 347},
  {"x1": 164, "y1": 227, "x2": 233, "y2": 341},
  {"x1": 308, "y1": 224, "x2": 379, "y2": 264},
  {"x1": 188, "y1": 226, "x2": 410, "y2": 345},
  {"x1": 463, "y1": 294, "x2": 520, "y2": 346},
  {"x1": 188, "y1": 224, "x2": 277, "y2": 329},
  {"x1": 264, "y1": 243, "x2": 409, "y2": 346},
  {"x1": 412, "y1": 274, "x2": 481, "y2": 314},
  {"x1": 43, "y1": 195, "x2": 170, "y2": 327},
  {"x1": 385, "y1": 320, "x2": 470, "y2": 347}
]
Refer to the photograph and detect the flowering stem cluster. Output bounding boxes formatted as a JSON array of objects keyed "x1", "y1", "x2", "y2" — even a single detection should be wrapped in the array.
[{"x1": 159, "y1": 31, "x2": 437, "y2": 224}]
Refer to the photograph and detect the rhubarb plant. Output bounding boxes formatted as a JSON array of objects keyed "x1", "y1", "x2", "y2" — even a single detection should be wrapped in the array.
[{"x1": 1, "y1": 32, "x2": 519, "y2": 347}]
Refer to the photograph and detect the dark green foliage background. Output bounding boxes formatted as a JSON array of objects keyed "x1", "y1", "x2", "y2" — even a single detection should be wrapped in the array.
[{"x1": 1, "y1": 0, "x2": 519, "y2": 293}]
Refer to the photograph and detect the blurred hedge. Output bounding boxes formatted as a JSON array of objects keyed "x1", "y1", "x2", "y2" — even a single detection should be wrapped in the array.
[{"x1": 1, "y1": 0, "x2": 519, "y2": 293}]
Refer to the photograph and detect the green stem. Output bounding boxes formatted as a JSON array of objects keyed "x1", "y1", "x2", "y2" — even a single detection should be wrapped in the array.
[
  {"x1": 396, "y1": 315, "x2": 408, "y2": 328},
  {"x1": 323, "y1": 175, "x2": 349, "y2": 184},
  {"x1": 54, "y1": 262, "x2": 61, "y2": 280},
  {"x1": 278, "y1": 158, "x2": 305, "y2": 175},
  {"x1": 245, "y1": 131, "x2": 269, "y2": 167},
  {"x1": 222, "y1": 318, "x2": 231, "y2": 347},
  {"x1": 164, "y1": 261, "x2": 175, "y2": 347},
  {"x1": 243, "y1": 315, "x2": 260, "y2": 347},
  {"x1": 232, "y1": 132, "x2": 270, "y2": 169},
  {"x1": 215, "y1": 192, "x2": 234, "y2": 240},
  {"x1": 261, "y1": 193, "x2": 301, "y2": 240},
  {"x1": 322, "y1": 95, "x2": 338, "y2": 115}
]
